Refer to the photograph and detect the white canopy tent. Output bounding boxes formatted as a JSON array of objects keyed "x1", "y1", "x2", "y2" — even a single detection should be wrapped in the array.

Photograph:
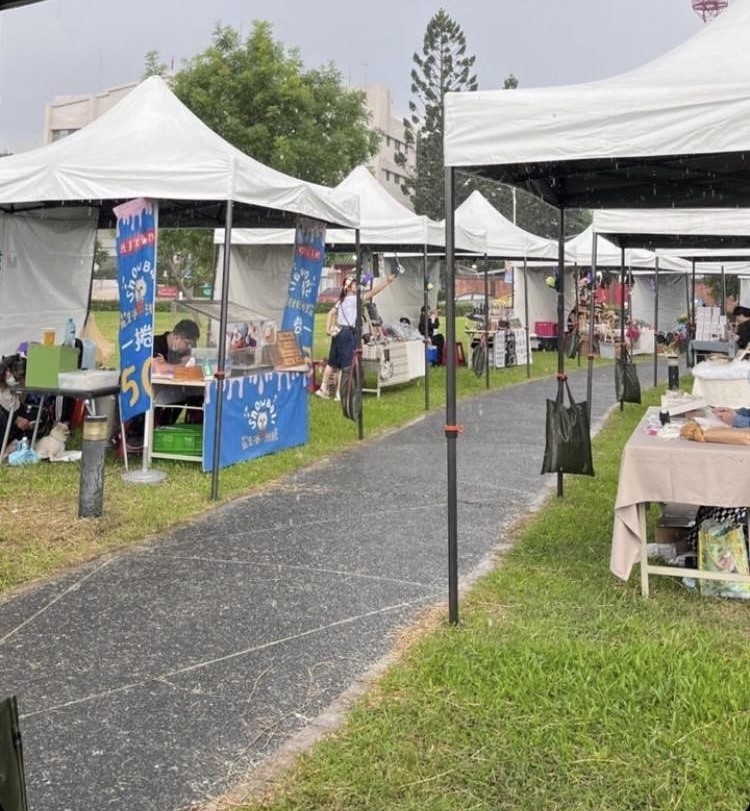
[
  {"x1": 0, "y1": 75, "x2": 360, "y2": 494},
  {"x1": 443, "y1": 0, "x2": 750, "y2": 593},
  {"x1": 452, "y1": 191, "x2": 563, "y2": 333},
  {"x1": 593, "y1": 207, "x2": 750, "y2": 318},
  {"x1": 565, "y1": 226, "x2": 690, "y2": 272},
  {"x1": 444, "y1": 0, "x2": 750, "y2": 211},
  {"x1": 0, "y1": 76, "x2": 360, "y2": 357}
]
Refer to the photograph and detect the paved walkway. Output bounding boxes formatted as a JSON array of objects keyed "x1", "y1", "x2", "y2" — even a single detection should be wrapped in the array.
[{"x1": 0, "y1": 360, "x2": 672, "y2": 811}]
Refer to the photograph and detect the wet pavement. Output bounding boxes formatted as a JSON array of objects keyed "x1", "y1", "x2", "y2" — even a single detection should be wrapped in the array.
[{"x1": 0, "y1": 359, "x2": 672, "y2": 811}]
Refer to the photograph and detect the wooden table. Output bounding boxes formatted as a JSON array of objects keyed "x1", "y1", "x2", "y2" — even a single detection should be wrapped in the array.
[{"x1": 611, "y1": 407, "x2": 750, "y2": 596}]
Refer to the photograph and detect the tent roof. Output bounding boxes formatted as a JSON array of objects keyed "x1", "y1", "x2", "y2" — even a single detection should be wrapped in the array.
[
  {"x1": 0, "y1": 76, "x2": 359, "y2": 229},
  {"x1": 444, "y1": 0, "x2": 750, "y2": 208},
  {"x1": 593, "y1": 208, "x2": 750, "y2": 250},
  {"x1": 565, "y1": 225, "x2": 689, "y2": 271},
  {"x1": 454, "y1": 190, "x2": 557, "y2": 260},
  {"x1": 215, "y1": 164, "x2": 486, "y2": 252}
]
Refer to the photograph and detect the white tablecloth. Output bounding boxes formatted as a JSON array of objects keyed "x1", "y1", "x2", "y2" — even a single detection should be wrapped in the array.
[
  {"x1": 611, "y1": 407, "x2": 750, "y2": 581},
  {"x1": 691, "y1": 359, "x2": 750, "y2": 408},
  {"x1": 632, "y1": 328, "x2": 655, "y2": 356}
]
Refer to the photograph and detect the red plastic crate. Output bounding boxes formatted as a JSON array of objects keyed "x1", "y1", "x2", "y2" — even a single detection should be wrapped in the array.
[{"x1": 534, "y1": 321, "x2": 558, "y2": 337}]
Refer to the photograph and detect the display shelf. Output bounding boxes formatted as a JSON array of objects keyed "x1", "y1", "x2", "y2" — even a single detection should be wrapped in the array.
[{"x1": 361, "y1": 340, "x2": 424, "y2": 397}]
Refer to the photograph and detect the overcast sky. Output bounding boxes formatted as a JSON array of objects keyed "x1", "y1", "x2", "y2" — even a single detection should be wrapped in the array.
[{"x1": 0, "y1": 0, "x2": 709, "y2": 154}]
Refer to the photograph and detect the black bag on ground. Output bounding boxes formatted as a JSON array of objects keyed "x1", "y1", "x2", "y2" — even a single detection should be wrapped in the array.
[
  {"x1": 541, "y1": 379, "x2": 595, "y2": 476},
  {"x1": 615, "y1": 351, "x2": 641, "y2": 404},
  {"x1": 340, "y1": 357, "x2": 362, "y2": 422}
]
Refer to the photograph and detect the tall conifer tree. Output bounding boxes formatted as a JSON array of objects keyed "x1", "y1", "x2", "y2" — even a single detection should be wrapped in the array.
[{"x1": 396, "y1": 9, "x2": 478, "y2": 219}]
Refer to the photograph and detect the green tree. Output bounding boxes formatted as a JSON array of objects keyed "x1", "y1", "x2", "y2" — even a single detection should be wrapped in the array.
[
  {"x1": 142, "y1": 50, "x2": 168, "y2": 79},
  {"x1": 396, "y1": 9, "x2": 478, "y2": 219},
  {"x1": 156, "y1": 230, "x2": 217, "y2": 295},
  {"x1": 145, "y1": 22, "x2": 379, "y2": 292},
  {"x1": 503, "y1": 73, "x2": 519, "y2": 89},
  {"x1": 705, "y1": 274, "x2": 739, "y2": 307},
  {"x1": 169, "y1": 22, "x2": 379, "y2": 186}
]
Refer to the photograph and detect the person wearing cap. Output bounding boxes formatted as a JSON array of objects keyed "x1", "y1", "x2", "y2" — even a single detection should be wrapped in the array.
[
  {"x1": 732, "y1": 305, "x2": 750, "y2": 350},
  {"x1": 316, "y1": 273, "x2": 397, "y2": 400}
]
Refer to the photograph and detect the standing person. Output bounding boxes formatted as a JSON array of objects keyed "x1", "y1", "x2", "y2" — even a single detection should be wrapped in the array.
[
  {"x1": 732, "y1": 305, "x2": 750, "y2": 350},
  {"x1": 316, "y1": 273, "x2": 398, "y2": 400},
  {"x1": 418, "y1": 305, "x2": 445, "y2": 365}
]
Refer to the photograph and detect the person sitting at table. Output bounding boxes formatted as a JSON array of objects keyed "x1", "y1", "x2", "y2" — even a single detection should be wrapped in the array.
[
  {"x1": 418, "y1": 306, "x2": 444, "y2": 365},
  {"x1": 123, "y1": 319, "x2": 203, "y2": 449},
  {"x1": 732, "y1": 305, "x2": 750, "y2": 350},
  {"x1": 152, "y1": 319, "x2": 201, "y2": 376}
]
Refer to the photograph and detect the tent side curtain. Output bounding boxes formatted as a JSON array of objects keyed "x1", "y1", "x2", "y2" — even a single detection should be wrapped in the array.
[
  {"x1": 0, "y1": 207, "x2": 97, "y2": 356},
  {"x1": 213, "y1": 246, "x2": 442, "y2": 330}
]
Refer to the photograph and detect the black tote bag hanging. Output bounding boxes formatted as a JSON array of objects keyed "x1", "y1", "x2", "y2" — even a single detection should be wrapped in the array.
[
  {"x1": 615, "y1": 349, "x2": 642, "y2": 404},
  {"x1": 541, "y1": 378, "x2": 595, "y2": 477},
  {"x1": 340, "y1": 354, "x2": 362, "y2": 422}
]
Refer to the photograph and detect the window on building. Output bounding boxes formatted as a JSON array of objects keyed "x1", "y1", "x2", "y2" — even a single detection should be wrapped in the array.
[{"x1": 50, "y1": 128, "x2": 79, "y2": 142}]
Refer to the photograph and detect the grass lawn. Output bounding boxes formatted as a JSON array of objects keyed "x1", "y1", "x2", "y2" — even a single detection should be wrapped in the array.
[
  {"x1": 234, "y1": 390, "x2": 750, "y2": 811},
  {"x1": 4, "y1": 312, "x2": 738, "y2": 811}
]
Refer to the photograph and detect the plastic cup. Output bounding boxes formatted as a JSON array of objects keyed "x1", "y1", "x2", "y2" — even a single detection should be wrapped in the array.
[{"x1": 42, "y1": 328, "x2": 56, "y2": 346}]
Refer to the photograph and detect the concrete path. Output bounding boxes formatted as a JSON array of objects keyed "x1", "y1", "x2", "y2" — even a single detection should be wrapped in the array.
[{"x1": 0, "y1": 360, "x2": 670, "y2": 811}]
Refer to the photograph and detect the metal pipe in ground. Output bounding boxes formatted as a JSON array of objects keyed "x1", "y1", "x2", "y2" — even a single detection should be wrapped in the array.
[{"x1": 79, "y1": 415, "x2": 108, "y2": 518}]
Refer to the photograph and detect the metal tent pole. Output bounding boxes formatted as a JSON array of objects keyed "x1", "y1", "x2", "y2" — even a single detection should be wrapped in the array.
[
  {"x1": 523, "y1": 258, "x2": 531, "y2": 379},
  {"x1": 556, "y1": 208, "x2": 566, "y2": 497},
  {"x1": 444, "y1": 166, "x2": 459, "y2": 626},
  {"x1": 423, "y1": 247, "x2": 430, "y2": 411},
  {"x1": 586, "y1": 233, "x2": 598, "y2": 420},
  {"x1": 210, "y1": 199, "x2": 233, "y2": 501}
]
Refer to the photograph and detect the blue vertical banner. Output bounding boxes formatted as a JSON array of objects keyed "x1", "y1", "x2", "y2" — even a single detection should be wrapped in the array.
[
  {"x1": 115, "y1": 198, "x2": 157, "y2": 423},
  {"x1": 281, "y1": 217, "x2": 327, "y2": 360}
]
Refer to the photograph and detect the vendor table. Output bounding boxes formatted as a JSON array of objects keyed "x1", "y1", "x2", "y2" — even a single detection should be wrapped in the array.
[
  {"x1": 360, "y1": 340, "x2": 424, "y2": 397},
  {"x1": 691, "y1": 358, "x2": 750, "y2": 409},
  {"x1": 611, "y1": 407, "x2": 750, "y2": 596},
  {"x1": 0, "y1": 382, "x2": 121, "y2": 463},
  {"x1": 150, "y1": 370, "x2": 308, "y2": 471}
]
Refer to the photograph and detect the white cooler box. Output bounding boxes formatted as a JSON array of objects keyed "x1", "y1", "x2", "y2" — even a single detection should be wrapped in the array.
[{"x1": 57, "y1": 370, "x2": 119, "y2": 390}]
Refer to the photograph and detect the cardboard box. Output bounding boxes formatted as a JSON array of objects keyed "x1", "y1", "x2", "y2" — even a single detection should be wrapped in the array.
[
  {"x1": 26, "y1": 345, "x2": 79, "y2": 388},
  {"x1": 654, "y1": 524, "x2": 693, "y2": 544}
]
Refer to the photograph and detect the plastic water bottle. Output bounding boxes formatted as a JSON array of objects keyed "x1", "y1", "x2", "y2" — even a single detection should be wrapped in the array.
[
  {"x1": 19, "y1": 437, "x2": 28, "y2": 452},
  {"x1": 63, "y1": 318, "x2": 76, "y2": 347}
]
